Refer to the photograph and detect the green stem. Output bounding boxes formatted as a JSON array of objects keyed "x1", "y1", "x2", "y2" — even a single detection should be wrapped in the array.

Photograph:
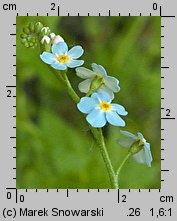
[
  {"x1": 97, "y1": 128, "x2": 118, "y2": 189},
  {"x1": 116, "y1": 152, "x2": 132, "y2": 176},
  {"x1": 50, "y1": 68, "x2": 80, "y2": 103},
  {"x1": 50, "y1": 68, "x2": 117, "y2": 188},
  {"x1": 62, "y1": 73, "x2": 80, "y2": 103}
]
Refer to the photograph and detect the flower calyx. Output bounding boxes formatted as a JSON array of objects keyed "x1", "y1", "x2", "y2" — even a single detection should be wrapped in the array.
[
  {"x1": 129, "y1": 140, "x2": 143, "y2": 155},
  {"x1": 86, "y1": 75, "x2": 105, "y2": 96}
]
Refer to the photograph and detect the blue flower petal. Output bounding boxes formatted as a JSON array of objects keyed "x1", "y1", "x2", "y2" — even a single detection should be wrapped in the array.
[
  {"x1": 68, "y1": 46, "x2": 84, "y2": 59},
  {"x1": 133, "y1": 149, "x2": 146, "y2": 164},
  {"x1": 51, "y1": 62, "x2": 67, "y2": 70},
  {"x1": 97, "y1": 85, "x2": 114, "y2": 99},
  {"x1": 104, "y1": 76, "x2": 120, "y2": 92},
  {"x1": 119, "y1": 130, "x2": 137, "y2": 139},
  {"x1": 137, "y1": 132, "x2": 144, "y2": 140},
  {"x1": 86, "y1": 109, "x2": 106, "y2": 128},
  {"x1": 117, "y1": 138, "x2": 134, "y2": 148},
  {"x1": 40, "y1": 52, "x2": 56, "y2": 64},
  {"x1": 111, "y1": 104, "x2": 128, "y2": 116},
  {"x1": 92, "y1": 63, "x2": 107, "y2": 77},
  {"x1": 78, "y1": 79, "x2": 92, "y2": 93},
  {"x1": 91, "y1": 91, "x2": 112, "y2": 103},
  {"x1": 106, "y1": 111, "x2": 125, "y2": 126},
  {"x1": 66, "y1": 60, "x2": 84, "y2": 68},
  {"x1": 144, "y1": 143, "x2": 152, "y2": 167},
  {"x1": 76, "y1": 67, "x2": 95, "y2": 79},
  {"x1": 77, "y1": 97, "x2": 97, "y2": 114},
  {"x1": 133, "y1": 143, "x2": 152, "y2": 167},
  {"x1": 52, "y1": 42, "x2": 68, "y2": 55}
]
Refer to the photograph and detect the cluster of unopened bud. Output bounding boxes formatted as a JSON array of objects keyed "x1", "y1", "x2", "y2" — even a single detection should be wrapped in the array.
[
  {"x1": 20, "y1": 22, "x2": 44, "y2": 48},
  {"x1": 21, "y1": 22, "x2": 65, "y2": 51}
]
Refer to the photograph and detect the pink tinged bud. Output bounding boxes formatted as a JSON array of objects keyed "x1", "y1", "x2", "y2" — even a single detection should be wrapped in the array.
[{"x1": 52, "y1": 35, "x2": 64, "y2": 44}]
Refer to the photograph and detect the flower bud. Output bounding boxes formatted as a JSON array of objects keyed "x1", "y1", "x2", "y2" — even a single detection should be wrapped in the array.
[
  {"x1": 20, "y1": 33, "x2": 27, "y2": 39},
  {"x1": 29, "y1": 42, "x2": 34, "y2": 47},
  {"x1": 41, "y1": 36, "x2": 51, "y2": 44},
  {"x1": 28, "y1": 23, "x2": 35, "y2": 33},
  {"x1": 50, "y1": 33, "x2": 56, "y2": 39},
  {"x1": 34, "y1": 22, "x2": 44, "y2": 34},
  {"x1": 21, "y1": 38, "x2": 27, "y2": 44},
  {"x1": 24, "y1": 42, "x2": 30, "y2": 48},
  {"x1": 31, "y1": 37, "x2": 36, "y2": 43},
  {"x1": 52, "y1": 35, "x2": 64, "y2": 44},
  {"x1": 41, "y1": 27, "x2": 51, "y2": 36},
  {"x1": 23, "y1": 27, "x2": 30, "y2": 35}
]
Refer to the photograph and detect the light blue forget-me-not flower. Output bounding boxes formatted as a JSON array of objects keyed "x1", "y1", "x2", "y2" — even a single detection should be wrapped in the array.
[
  {"x1": 118, "y1": 130, "x2": 153, "y2": 167},
  {"x1": 77, "y1": 92, "x2": 128, "y2": 128},
  {"x1": 40, "y1": 42, "x2": 84, "y2": 70},
  {"x1": 76, "y1": 63, "x2": 120, "y2": 99}
]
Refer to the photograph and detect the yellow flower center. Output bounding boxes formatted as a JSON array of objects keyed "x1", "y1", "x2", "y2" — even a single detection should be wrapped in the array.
[
  {"x1": 99, "y1": 101, "x2": 111, "y2": 111},
  {"x1": 142, "y1": 138, "x2": 146, "y2": 143},
  {"x1": 136, "y1": 137, "x2": 146, "y2": 145},
  {"x1": 57, "y1": 54, "x2": 69, "y2": 63}
]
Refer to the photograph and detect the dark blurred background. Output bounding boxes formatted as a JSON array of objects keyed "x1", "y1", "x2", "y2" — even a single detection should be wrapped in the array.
[{"x1": 17, "y1": 16, "x2": 161, "y2": 189}]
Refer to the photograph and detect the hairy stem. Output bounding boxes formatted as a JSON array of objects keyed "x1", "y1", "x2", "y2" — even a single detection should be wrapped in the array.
[
  {"x1": 51, "y1": 69, "x2": 80, "y2": 103},
  {"x1": 116, "y1": 152, "x2": 132, "y2": 176},
  {"x1": 62, "y1": 73, "x2": 80, "y2": 103},
  {"x1": 51, "y1": 69, "x2": 118, "y2": 188},
  {"x1": 97, "y1": 128, "x2": 118, "y2": 188}
]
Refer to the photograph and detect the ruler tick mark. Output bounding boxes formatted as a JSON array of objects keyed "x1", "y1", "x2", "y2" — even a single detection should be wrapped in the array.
[
  {"x1": 161, "y1": 66, "x2": 169, "y2": 69},
  {"x1": 67, "y1": 189, "x2": 69, "y2": 197},
  {"x1": 117, "y1": 189, "x2": 120, "y2": 203},
  {"x1": 57, "y1": 6, "x2": 59, "y2": 16},
  {"x1": 161, "y1": 117, "x2": 176, "y2": 120},
  {"x1": 161, "y1": 15, "x2": 175, "y2": 18}
]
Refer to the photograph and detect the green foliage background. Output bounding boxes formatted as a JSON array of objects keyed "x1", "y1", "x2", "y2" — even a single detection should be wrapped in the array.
[{"x1": 17, "y1": 16, "x2": 161, "y2": 189}]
